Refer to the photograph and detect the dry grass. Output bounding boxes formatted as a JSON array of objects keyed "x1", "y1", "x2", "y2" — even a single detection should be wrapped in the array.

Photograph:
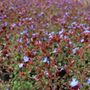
[
  {"x1": 82, "y1": 0, "x2": 90, "y2": 8},
  {"x1": 75, "y1": 0, "x2": 90, "y2": 7}
]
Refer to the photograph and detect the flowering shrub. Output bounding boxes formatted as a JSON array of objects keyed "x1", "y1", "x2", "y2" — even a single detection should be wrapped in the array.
[{"x1": 0, "y1": 0, "x2": 90, "y2": 90}]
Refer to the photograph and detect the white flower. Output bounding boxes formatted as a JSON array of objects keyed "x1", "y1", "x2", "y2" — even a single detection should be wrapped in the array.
[
  {"x1": 71, "y1": 22, "x2": 77, "y2": 25},
  {"x1": 83, "y1": 30, "x2": 90, "y2": 33},
  {"x1": 53, "y1": 48, "x2": 57, "y2": 53},
  {"x1": 69, "y1": 41, "x2": 72, "y2": 45},
  {"x1": 20, "y1": 30, "x2": 28, "y2": 35},
  {"x1": 19, "y1": 63, "x2": 23, "y2": 68},
  {"x1": 48, "y1": 32, "x2": 55, "y2": 39},
  {"x1": 32, "y1": 33, "x2": 37, "y2": 37},
  {"x1": 30, "y1": 24, "x2": 34, "y2": 29},
  {"x1": 44, "y1": 71, "x2": 49, "y2": 76},
  {"x1": 70, "y1": 78, "x2": 79, "y2": 87},
  {"x1": 28, "y1": 18, "x2": 32, "y2": 20},
  {"x1": 6, "y1": 87, "x2": 10, "y2": 90},
  {"x1": 23, "y1": 56, "x2": 29, "y2": 62},
  {"x1": 11, "y1": 23, "x2": 16, "y2": 27},
  {"x1": 50, "y1": 32, "x2": 55, "y2": 35},
  {"x1": 60, "y1": 34, "x2": 63, "y2": 38},
  {"x1": 38, "y1": 12, "x2": 44, "y2": 17},
  {"x1": 49, "y1": 35, "x2": 53, "y2": 39},
  {"x1": 63, "y1": 36, "x2": 68, "y2": 39},
  {"x1": 22, "y1": 17, "x2": 32, "y2": 21},
  {"x1": 80, "y1": 39, "x2": 84, "y2": 43},
  {"x1": 72, "y1": 47, "x2": 79, "y2": 54},
  {"x1": 59, "y1": 29, "x2": 64, "y2": 34}
]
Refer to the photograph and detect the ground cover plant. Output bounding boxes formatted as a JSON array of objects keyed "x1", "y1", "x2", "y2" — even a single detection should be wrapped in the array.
[{"x1": 0, "y1": 0, "x2": 90, "y2": 90}]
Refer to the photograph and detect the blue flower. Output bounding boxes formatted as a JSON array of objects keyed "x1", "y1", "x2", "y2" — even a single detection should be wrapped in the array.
[
  {"x1": 20, "y1": 29, "x2": 28, "y2": 35},
  {"x1": 19, "y1": 38, "x2": 23, "y2": 42},
  {"x1": 70, "y1": 78, "x2": 79, "y2": 87},
  {"x1": 23, "y1": 56, "x2": 29, "y2": 62},
  {"x1": 42, "y1": 57, "x2": 50, "y2": 64},
  {"x1": 87, "y1": 78, "x2": 90, "y2": 85}
]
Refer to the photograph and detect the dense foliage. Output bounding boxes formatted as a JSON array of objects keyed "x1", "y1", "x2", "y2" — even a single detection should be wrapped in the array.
[{"x1": 0, "y1": 0, "x2": 90, "y2": 90}]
